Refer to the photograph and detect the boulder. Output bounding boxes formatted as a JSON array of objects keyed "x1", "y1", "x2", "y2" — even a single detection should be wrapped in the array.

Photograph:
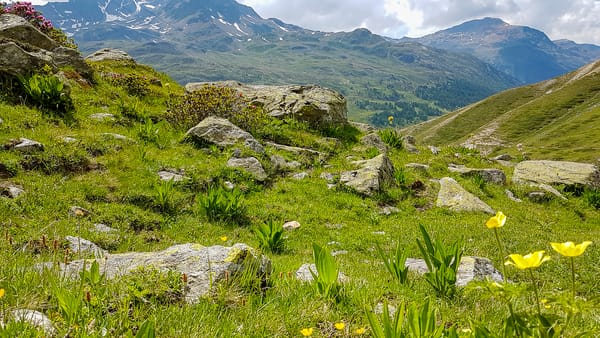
[
  {"x1": 85, "y1": 48, "x2": 134, "y2": 62},
  {"x1": 448, "y1": 164, "x2": 506, "y2": 185},
  {"x1": 0, "y1": 182, "x2": 24, "y2": 198},
  {"x1": 340, "y1": 154, "x2": 395, "y2": 196},
  {"x1": 360, "y1": 133, "x2": 387, "y2": 153},
  {"x1": 52, "y1": 46, "x2": 94, "y2": 80},
  {"x1": 187, "y1": 116, "x2": 264, "y2": 153},
  {"x1": 65, "y1": 236, "x2": 107, "y2": 258},
  {"x1": 512, "y1": 160, "x2": 600, "y2": 188},
  {"x1": 436, "y1": 177, "x2": 495, "y2": 214},
  {"x1": 7, "y1": 138, "x2": 44, "y2": 153},
  {"x1": 185, "y1": 81, "x2": 347, "y2": 128},
  {"x1": 45, "y1": 243, "x2": 271, "y2": 304},
  {"x1": 0, "y1": 14, "x2": 57, "y2": 50},
  {"x1": 405, "y1": 256, "x2": 503, "y2": 286},
  {"x1": 227, "y1": 157, "x2": 268, "y2": 181}
]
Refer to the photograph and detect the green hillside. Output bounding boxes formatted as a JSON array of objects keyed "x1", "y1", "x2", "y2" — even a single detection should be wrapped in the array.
[{"x1": 403, "y1": 60, "x2": 600, "y2": 162}]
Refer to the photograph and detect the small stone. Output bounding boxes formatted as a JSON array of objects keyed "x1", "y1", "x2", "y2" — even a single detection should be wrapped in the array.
[
  {"x1": 331, "y1": 250, "x2": 348, "y2": 256},
  {"x1": 11, "y1": 310, "x2": 56, "y2": 335},
  {"x1": 93, "y1": 223, "x2": 117, "y2": 233},
  {"x1": 158, "y1": 170, "x2": 188, "y2": 182},
  {"x1": 101, "y1": 133, "x2": 129, "y2": 141},
  {"x1": 493, "y1": 154, "x2": 512, "y2": 161},
  {"x1": 528, "y1": 191, "x2": 549, "y2": 203},
  {"x1": 69, "y1": 206, "x2": 91, "y2": 217},
  {"x1": 505, "y1": 189, "x2": 522, "y2": 203},
  {"x1": 227, "y1": 157, "x2": 268, "y2": 181},
  {"x1": 65, "y1": 236, "x2": 107, "y2": 258},
  {"x1": 380, "y1": 205, "x2": 400, "y2": 215},
  {"x1": 292, "y1": 172, "x2": 309, "y2": 180},
  {"x1": 374, "y1": 303, "x2": 397, "y2": 317},
  {"x1": 320, "y1": 172, "x2": 336, "y2": 183},
  {"x1": 327, "y1": 184, "x2": 336, "y2": 190},
  {"x1": 428, "y1": 145, "x2": 440, "y2": 155},
  {"x1": 61, "y1": 136, "x2": 79, "y2": 143},
  {"x1": 405, "y1": 163, "x2": 430, "y2": 171},
  {"x1": 12, "y1": 138, "x2": 44, "y2": 153},
  {"x1": 89, "y1": 113, "x2": 115, "y2": 121},
  {"x1": 0, "y1": 182, "x2": 25, "y2": 198},
  {"x1": 283, "y1": 221, "x2": 301, "y2": 231},
  {"x1": 223, "y1": 181, "x2": 235, "y2": 190},
  {"x1": 0, "y1": 117, "x2": 3, "y2": 124},
  {"x1": 372, "y1": 231, "x2": 386, "y2": 235},
  {"x1": 325, "y1": 223, "x2": 344, "y2": 229},
  {"x1": 286, "y1": 161, "x2": 302, "y2": 170}
]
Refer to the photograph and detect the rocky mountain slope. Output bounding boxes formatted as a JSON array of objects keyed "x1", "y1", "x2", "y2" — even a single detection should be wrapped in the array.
[
  {"x1": 38, "y1": 0, "x2": 519, "y2": 126},
  {"x1": 402, "y1": 59, "x2": 600, "y2": 162},
  {"x1": 408, "y1": 17, "x2": 600, "y2": 84}
]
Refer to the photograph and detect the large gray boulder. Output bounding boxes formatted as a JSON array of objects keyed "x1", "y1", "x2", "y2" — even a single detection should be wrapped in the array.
[
  {"x1": 187, "y1": 116, "x2": 264, "y2": 153},
  {"x1": 512, "y1": 160, "x2": 600, "y2": 188},
  {"x1": 185, "y1": 81, "x2": 347, "y2": 128},
  {"x1": 436, "y1": 177, "x2": 495, "y2": 214},
  {"x1": 405, "y1": 256, "x2": 502, "y2": 286},
  {"x1": 85, "y1": 48, "x2": 134, "y2": 62},
  {"x1": 448, "y1": 164, "x2": 506, "y2": 185},
  {"x1": 340, "y1": 154, "x2": 395, "y2": 196},
  {"x1": 227, "y1": 157, "x2": 268, "y2": 181},
  {"x1": 45, "y1": 243, "x2": 271, "y2": 304},
  {"x1": 0, "y1": 14, "x2": 92, "y2": 80}
]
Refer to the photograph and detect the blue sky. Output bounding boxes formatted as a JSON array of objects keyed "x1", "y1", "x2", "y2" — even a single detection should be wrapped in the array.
[{"x1": 27, "y1": 0, "x2": 600, "y2": 44}]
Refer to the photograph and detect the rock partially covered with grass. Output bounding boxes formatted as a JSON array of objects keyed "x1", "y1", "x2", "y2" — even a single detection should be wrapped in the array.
[
  {"x1": 187, "y1": 116, "x2": 264, "y2": 153},
  {"x1": 46, "y1": 243, "x2": 271, "y2": 304},
  {"x1": 436, "y1": 177, "x2": 495, "y2": 214},
  {"x1": 512, "y1": 160, "x2": 600, "y2": 188},
  {"x1": 340, "y1": 154, "x2": 395, "y2": 196}
]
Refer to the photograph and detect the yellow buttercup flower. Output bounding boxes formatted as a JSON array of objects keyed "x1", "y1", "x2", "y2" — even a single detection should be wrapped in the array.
[
  {"x1": 486, "y1": 211, "x2": 506, "y2": 229},
  {"x1": 505, "y1": 250, "x2": 550, "y2": 269},
  {"x1": 550, "y1": 241, "x2": 592, "y2": 257},
  {"x1": 219, "y1": 236, "x2": 228, "y2": 242},
  {"x1": 0, "y1": 288, "x2": 4, "y2": 298},
  {"x1": 300, "y1": 327, "x2": 313, "y2": 336},
  {"x1": 354, "y1": 327, "x2": 366, "y2": 335},
  {"x1": 334, "y1": 322, "x2": 345, "y2": 330}
]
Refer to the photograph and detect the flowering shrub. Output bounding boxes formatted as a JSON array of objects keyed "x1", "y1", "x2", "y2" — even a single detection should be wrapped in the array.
[{"x1": 1, "y1": 2, "x2": 76, "y2": 48}]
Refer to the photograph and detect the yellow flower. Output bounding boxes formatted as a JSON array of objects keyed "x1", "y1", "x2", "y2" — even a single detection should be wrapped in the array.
[
  {"x1": 0, "y1": 288, "x2": 4, "y2": 298},
  {"x1": 505, "y1": 250, "x2": 551, "y2": 269},
  {"x1": 388, "y1": 116, "x2": 394, "y2": 122},
  {"x1": 334, "y1": 322, "x2": 345, "y2": 330},
  {"x1": 354, "y1": 327, "x2": 366, "y2": 335},
  {"x1": 550, "y1": 241, "x2": 592, "y2": 257},
  {"x1": 300, "y1": 327, "x2": 313, "y2": 336},
  {"x1": 219, "y1": 236, "x2": 228, "y2": 242},
  {"x1": 486, "y1": 211, "x2": 506, "y2": 229}
]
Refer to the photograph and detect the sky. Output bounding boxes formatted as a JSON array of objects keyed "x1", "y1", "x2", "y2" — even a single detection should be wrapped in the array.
[{"x1": 25, "y1": 0, "x2": 600, "y2": 45}]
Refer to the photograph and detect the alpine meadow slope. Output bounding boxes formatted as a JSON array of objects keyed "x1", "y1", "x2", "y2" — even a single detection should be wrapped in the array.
[{"x1": 403, "y1": 59, "x2": 600, "y2": 162}]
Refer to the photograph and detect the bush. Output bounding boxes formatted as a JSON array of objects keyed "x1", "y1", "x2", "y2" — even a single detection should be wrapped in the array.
[
  {"x1": 19, "y1": 73, "x2": 74, "y2": 119},
  {"x1": 165, "y1": 84, "x2": 270, "y2": 133},
  {"x1": 107, "y1": 73, "x2": 151, "y2": 97},
  {"x1": 197, "y1": 186, "x2": 247, "y2": 225}
]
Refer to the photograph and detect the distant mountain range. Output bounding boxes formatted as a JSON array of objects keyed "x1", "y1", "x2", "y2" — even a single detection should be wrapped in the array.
[
  {"x1": 38, "y1": 1, "x2": 600, "y2": 126},
  {"x1": 402, "y1": 59, "x2": 600, "y2": 162}
]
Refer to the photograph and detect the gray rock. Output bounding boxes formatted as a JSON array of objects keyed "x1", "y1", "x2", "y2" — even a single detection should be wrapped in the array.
[
  {"x1": 187, "y1": 116, "x2": 264, "y2": 153},
  {"x1": 85, "y1": 48, "x2": 134, "y2": 62},
  {"x1": 528, "y1": 191, "x2": 549, "y2": 203},
  {"x1": 380, "y1": 205, "x2": 400, "y2": 215},
  {"x1": 93, "y1": 223, "x2": 117, "y2": 233},
  {"x1": 0, "y1": 182, "x2": 24, "y2": 198},
  {"x1": 270, "y1": 155, "x2": 303, "y2": 173},
  {"x1": 185, "y1": 81, "x2": 347, "y2": 128},
  {"x1": 89, "y1": 113, "x2": 116, "y2": 121},
  {"x1": 0, "y1": 14, "x2": 57, "y2": 50},
  {"x1": 65, "y1": 236, "x2": 107, "y2": 258},
  {"x1": 361, "y1": 133, "x2": 387, "y2": 153},
  {"x1": 295, "y1": 263, "x2": 349, "y2": 283},
  {"x1": 158, "y1": 170, "x2": 188, "y2": 182},
  {"x1": 265, "y1": 142, "x2": 322, "y2": 158},
  {"x1": 402, "y1": 135, "x2": 419, "y2": 154},
  {"x1": 372, "y1": 231, "x2": 386, "y2": 235},
  {"x1": 436, "y1": 177, "x2": 495, "y2": 214},
  {"x1": 101, "y1": 133, "x2": 129, "y2": 141},
  {"x1": 283, "y1": 221, "x2": 301, "y2": 231},
  {"x1": 11, "y1": 309, "x2": 55, "y2": 336},
  {"x1": 227, "y1": 157, "x2": 268, "y2": 181},
  {"x1": 292, "y1": 172, "x2": 309, "y2": 180},
  {"x1": 513, "y1": 160, "x2": 600, "y2": 188},
  {"x1": 428, "y1": 145, "x2": 440, "y2": 155},
  {"x1": 505, "y1": 190, "x2": 522, "y2": 203},
  {"x1": 405, "y1": 163, "x2": 430, "y2": 172},
  {"x1": 448, "y1": 164, "x2": 506, "y2": 185},
  {"x1": 61, "y1": 136, "x2": 79, "y2": 143},
  {"x1": 405, "y1": 256, "x2": 502, "y2": 286},
  {"x1": 320, "y1": 172, "x2": 336, "y2": 183},
  {"x1": 11, "y1": 138, "x2": 44, "y2": 153},
  {"x1": 69, "y1": 206, "x2": 91, "y2": 217},
  {"x1": 46, "y1": 243, "x2": 271, "y2": 304},
  {"x1": 340, "y1": 154, "x2": 395, "y2": 196},
  {"x1": 332, "y1": 250, "x2": 348, "y2": 256},
  {"x1": 493, "y1": 154, "x2": 513, "y2": 161},
  {"x1": 223, "y1": 181, "x2": 235, "y2": 191}
]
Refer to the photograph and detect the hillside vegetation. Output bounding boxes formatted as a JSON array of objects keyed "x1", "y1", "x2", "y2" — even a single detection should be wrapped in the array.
[{"x1": 403, "y1": 60, "x2": 600, "y2": 162}]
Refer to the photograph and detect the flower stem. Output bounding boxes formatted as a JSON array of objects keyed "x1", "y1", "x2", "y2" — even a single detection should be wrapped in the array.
[
  {"x1": 570, "y1": 257, "x2": 576, "y2": 300},
  {"x1": 493, "y1": 228, "x2": 508, "y2": 282},
  {"x1": 529, "y1": 269, "x2": 542, "y2": 316}
]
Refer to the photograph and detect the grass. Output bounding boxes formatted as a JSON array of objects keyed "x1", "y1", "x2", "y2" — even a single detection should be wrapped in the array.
[{"x1": 0, "y1": 59, "x2": 599, "y2": 336}]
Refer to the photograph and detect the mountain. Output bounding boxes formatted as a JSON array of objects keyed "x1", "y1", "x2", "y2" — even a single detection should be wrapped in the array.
[
  {"x1": 38, "y1": 0, "x2": 519, "y2": 126},
  {"x1": 402, "y1": 59, "x2": 600, "y2": 162},
  {"x1": 407, "y1": 17, "x2": 600, "y2": 84}
]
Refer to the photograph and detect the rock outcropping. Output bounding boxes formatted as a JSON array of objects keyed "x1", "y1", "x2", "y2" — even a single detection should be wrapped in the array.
[
  {"x1": 512, "y1": 160, "x2": 600, "y2": 188},
  {"x1": 185, "y1": 81, "x2": 347, "y2": 128},
  {"x1": 340, "y1": 154, "x2": 395, "y2": 196},
  {"x1": 436, "y1": 177, "x2": 495, "y2": 214}
]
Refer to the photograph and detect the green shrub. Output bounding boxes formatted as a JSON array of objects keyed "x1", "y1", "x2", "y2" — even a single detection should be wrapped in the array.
[
  {"x1": 310, "y1": 243, "x2": 341, "y2": 301},
  {"x1": 153, "y1": 179, "x2": 177, "y2": 214},
  {"x1": 19, "y1": 74, "x2": 74, "y2": 118},
  {"x1": 107, "y1": 73, "x2": 151, "y2": 97},
  {"x1": 137, "y1": 118, "x2": 162, "y2": 145},
  {"x1": 253, "y1": 219, "x2": 285, "y2": 254},
  {"x1": 416, "y1": 224, "x2": 463, "y2": 298},
  {"x1": 197, "y1": 187, "x2": 247, "y2": 224},
  {"x1": 321, "y1": 123, "x2": 360, "y2": 145},
  {"x1": 378, "y1": 128, "x2": 403, "y2": 149}
]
